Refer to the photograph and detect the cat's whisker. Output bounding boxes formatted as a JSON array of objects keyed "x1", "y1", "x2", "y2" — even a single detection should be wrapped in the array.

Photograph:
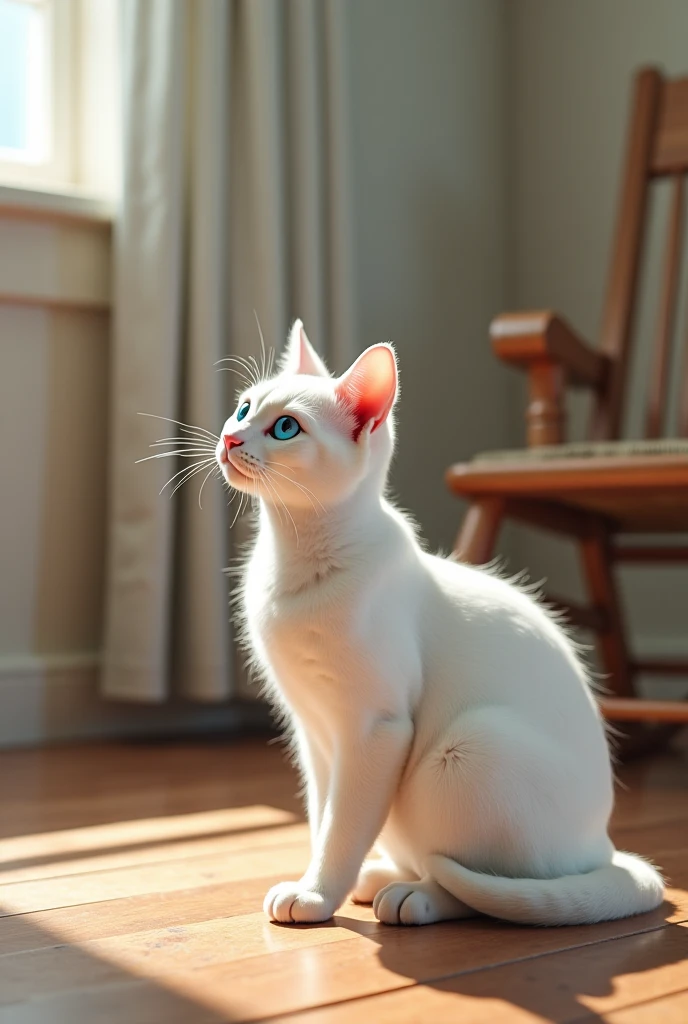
[
  {"x1": 168, "y1": 458, "x2": 217, "y2": 498},
  {"x1": 244, "y1": 352, "x2": 261, "y2": 385},
  {"x1": 214, "y1": 353, "x2": 256, "y2": 373},
  {"x1": 216, "y1": 360, "x2": 253, "y2": 376},
  {"x1": 150, "y1": 435, "x2": 216, "y2": 445},
  {"x1": 229, "y1": 488, "x2": 248, "y2": 529},
  {"x1": 162, "y1": 458, "x2": 216, "y2": 494},
  {"x1": 259, "y1": 469, "x2": 299, "y2": 545},
  {"x1": 246, "y1": 353, "x2": 262, "y2": 384},
  {"x1": 142, "y1": 443, "x2": 216, "y2": 454},
  {"x1": 148, "y1": 444, "x2": 217, "y2": 457},
  {"x1": 136, "y1": 448, "x2": 216, "y2": 464},
  {"x1": 264, "y1": 468, "x2": 320, "y2": 518},
  {"x1": 138, "y1": 412, "x2": 219, "y2": 442},
  {"x1": 216, "y1": 366, "x2": 254, "y2": 388},
  {"x1": 214, "y1": 354, "x2": 250, "y2": 369},
  {"x1": 263, "y1": 459, "x2": 323, "y2": 510},
  {"x1": 214, "y1": 355, "x2": 261, "y2": 387},
  {"x1": 264, "y1": 463, "x2": 325, "y2": 515},
  {"x1": 251, "y1": 475, "x2": 262, "y2": 510},
  {"x1": 274, "y1": 490, "x2": 299, "y2": 547},
  {"x1": 160, "y1": 457, "x2": 216, "y2": 496},
  {"x1": 149, "y1": 439, "x2": 217, "y2": 451},
  {"x1": 258, "y1": 470, "x2": 286, "y2": 529},
  {"x1": 197, "y1": 464, "x2": 220, "y2": 510},
  {"x1": 223, "y1": 480, "x2": 242, "y2": 509},
  {"x1": 254, "y1": 310, "x2": 267, "y2": 380}
]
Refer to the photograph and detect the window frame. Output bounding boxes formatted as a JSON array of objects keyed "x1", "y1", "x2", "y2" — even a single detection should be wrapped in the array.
[{"x1": 0, "y1": 0, "x2": 76, "y2": 189}]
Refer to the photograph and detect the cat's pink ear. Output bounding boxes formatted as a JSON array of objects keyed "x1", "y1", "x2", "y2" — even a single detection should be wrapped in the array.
[
  {"x1": 282, "y1": 319, "x2": 330, "y2": 377},
  {"x1": 335, "y1": 344, "x2": 398, "y2": 438}
]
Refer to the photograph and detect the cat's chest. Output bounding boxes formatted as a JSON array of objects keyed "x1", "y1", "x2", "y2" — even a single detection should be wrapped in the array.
[
  {"x1": 252, "y1": 592, "x2": 355, "y2": 667},
  {"x1": 246, "y1": 578, "x2": 367, "y2": 694}
]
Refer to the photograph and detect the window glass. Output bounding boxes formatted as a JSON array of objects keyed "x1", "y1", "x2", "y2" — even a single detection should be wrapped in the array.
[{"x1": 0, "y1": 0, "x2": 48, "y2": 163}]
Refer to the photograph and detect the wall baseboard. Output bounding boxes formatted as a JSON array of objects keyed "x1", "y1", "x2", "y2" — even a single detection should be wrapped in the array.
[{"x1": 0, "y1": 653, "x2": 271, "y2": 749}]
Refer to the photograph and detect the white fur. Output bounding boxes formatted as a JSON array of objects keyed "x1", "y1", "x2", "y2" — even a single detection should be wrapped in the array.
[{"x1": 216, "y1": 320, "x2": 664, "y2": 927}]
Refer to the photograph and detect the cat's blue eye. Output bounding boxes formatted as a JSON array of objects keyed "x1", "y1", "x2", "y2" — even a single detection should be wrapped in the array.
[
  {"x1": 269, "y1": 415, "x2": 301, "y2": 440},
  {"x1": 237, "y1": 400, "x2": 250, "y2": 421}
]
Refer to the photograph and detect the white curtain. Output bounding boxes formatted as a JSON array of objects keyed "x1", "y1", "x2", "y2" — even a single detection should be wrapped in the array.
[{"x1": 103, "y1": 0, "x2": 356, "y2": 702}]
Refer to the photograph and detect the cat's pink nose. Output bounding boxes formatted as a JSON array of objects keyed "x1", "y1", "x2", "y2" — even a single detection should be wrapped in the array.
[{"x1": 224, "y1": 435, "x2": 244, "y2": 453}]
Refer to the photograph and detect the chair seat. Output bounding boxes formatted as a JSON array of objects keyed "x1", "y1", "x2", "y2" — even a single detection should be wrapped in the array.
[
  {"x1": 446, "y1": 442, "x2": 688, "y2": 533},
  {"x1": 473, "y1": 438, "x2": 688, "y2": 462}
]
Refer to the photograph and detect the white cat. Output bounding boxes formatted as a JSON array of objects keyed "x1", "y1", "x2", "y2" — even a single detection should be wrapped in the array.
[{"x1": 215, "y1": 319, "x2": 664, "y2": 927}]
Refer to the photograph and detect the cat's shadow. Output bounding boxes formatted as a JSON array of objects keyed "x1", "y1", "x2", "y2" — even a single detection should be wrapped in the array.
[{"x1": 330, "y1": 898, "x2": 684, "y2": 1023}]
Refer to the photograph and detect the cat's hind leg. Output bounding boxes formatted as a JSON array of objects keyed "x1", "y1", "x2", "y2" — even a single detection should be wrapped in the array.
[
  {"x1": 403, "y1": 706, "x2": 612, "y2": 895},
  {"x1": 352, "y1": 858, "x2": 418, "y2": 904},
  {"x1": 373, "y1": 877, "x2": 476, "y2": 925}
]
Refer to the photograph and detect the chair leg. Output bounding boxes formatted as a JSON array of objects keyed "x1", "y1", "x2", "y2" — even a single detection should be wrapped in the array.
[
  {"x1": 579, "y1": 522, "x2": 684, "y2": 759},
  {"x1": 579, "y1": 524, "x2": 635, "y2": 698},
  {"x1": 454, "y1": 498, "x2": 504, "y2": 564}
]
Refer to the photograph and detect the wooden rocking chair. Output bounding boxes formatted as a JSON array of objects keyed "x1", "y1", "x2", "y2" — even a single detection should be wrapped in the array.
[{"x1": 446, "y1": 67, "x2": 688, "y2": 727}]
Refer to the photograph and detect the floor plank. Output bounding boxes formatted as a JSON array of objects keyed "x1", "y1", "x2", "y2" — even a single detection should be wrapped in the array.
[
  {"x1": 0, "y1": 738, "x2": 685, "y2": 1023},
  {"x1": 591, "y1": 989, "x2": 688, "y2": 1023},
  {"x1": 274, "y1": 919, "x2": 688, "y2": 1023},
  {"x1": 0, "y1": 811, "x2": 306, "y2": 887},
  {"x1": 0, "y1": 837, "x2": 309, "y2": 916}
]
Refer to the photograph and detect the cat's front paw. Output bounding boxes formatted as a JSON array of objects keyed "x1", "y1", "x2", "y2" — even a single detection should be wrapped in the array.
[{"x1": 263, "y1": 881, "x2": 335, "y2": 924}]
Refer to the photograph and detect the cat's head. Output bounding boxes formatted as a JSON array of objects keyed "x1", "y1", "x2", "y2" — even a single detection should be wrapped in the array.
[{"x1": 216, "y1": 320, "x2": 398, "y2": 510}]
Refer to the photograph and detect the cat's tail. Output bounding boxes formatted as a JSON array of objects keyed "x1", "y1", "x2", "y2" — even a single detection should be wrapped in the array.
[{"x1": 425, "y1": 850, "x2": 664, "y2": 926}]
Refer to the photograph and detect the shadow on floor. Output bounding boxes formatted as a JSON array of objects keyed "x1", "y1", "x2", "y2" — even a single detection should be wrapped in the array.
[{"x1": 333, "y1": 895, "x2": 685, "y2": 1024}]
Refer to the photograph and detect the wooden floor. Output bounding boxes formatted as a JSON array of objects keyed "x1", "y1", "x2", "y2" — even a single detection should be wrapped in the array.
[{"x1": 0, "y1": 737, "x2": 687, "y2": 1023}]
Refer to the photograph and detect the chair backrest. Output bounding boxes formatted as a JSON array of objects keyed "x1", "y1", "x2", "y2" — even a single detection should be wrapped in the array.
[{"x1": 590, "y1": 68, "x2": 688, "y2": 441}]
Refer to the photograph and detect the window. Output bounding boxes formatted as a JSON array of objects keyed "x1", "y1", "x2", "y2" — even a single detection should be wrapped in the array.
[
  {"x1": 0, "y1": 0, "x2": 74, "y2": 186},
  {"x1": 0, "y1": 0, "x2": 118, "y2": 197}
]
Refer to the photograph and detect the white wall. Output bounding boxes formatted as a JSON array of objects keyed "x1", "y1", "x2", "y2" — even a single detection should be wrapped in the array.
[
  {"x1": 0, "y1": 210, "x2": 109, "y2": 742},
  {"x1": 345, "y1": 0, "x2": 513, "y2": 550},
  {"x1": 508, "y1": 0, "x2": 688, "y2": 685}
]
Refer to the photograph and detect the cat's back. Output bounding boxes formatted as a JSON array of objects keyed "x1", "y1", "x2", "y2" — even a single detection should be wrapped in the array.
[
  {"x1": 421, "y1": 550, "x2": 573, "y2": 647},
  {"x1": 417, "y1": 550, "x2": 603, "y2": 731}
]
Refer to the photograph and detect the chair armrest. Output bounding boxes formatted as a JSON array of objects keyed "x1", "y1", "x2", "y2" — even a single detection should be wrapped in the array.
[
  {"x1": 491, "y1": 311, "x2": 609, "y2": 389},
  {"x1": 490, "y1": 311, "x2": 610, "y2": 447}
]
